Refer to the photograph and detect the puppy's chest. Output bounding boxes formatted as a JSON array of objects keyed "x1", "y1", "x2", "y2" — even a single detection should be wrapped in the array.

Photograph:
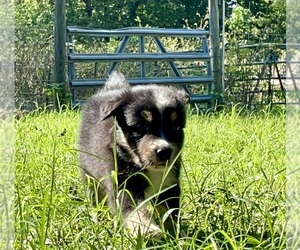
[{"x1": 144, "y1": 169, "x2": 178, "y2": 199}]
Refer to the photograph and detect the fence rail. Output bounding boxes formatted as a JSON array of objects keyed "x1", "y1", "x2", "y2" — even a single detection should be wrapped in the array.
[{"x1": 67, "y1": 26, "x2": 210, "y2": 37}]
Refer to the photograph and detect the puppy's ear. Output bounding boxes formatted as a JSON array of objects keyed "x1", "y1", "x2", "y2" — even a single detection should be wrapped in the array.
[
  {"x1": 177, "y1": 90, "x2": 190, "y2": 105},
  {"x1": 101, "y1": 100, "x2": 129, "y2": 133},
  {"x1": 101, "y1": 99, "x2": 125, "y2": 121}
]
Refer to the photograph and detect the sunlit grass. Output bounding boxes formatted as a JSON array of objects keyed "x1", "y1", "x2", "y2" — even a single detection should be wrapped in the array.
[
  {"x1": 14, "y1": 106, "x2": 285, "y2": 249},
  {"x1": 0, "y1": 115, "x2": 14, "y2": 249}
]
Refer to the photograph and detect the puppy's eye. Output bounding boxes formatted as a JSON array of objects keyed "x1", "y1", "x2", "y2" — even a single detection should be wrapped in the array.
[{"x1": 137, "y1": 124, "x2": 148, "y2": 134}]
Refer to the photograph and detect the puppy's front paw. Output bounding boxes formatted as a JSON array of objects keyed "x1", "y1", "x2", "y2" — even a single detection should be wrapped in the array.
[
  {"x1": 125, "y1": 209, "x2": 162, "y2": 239},
  {"x1": 127, "y1": 221, "x2": 162, "y2": 240}
]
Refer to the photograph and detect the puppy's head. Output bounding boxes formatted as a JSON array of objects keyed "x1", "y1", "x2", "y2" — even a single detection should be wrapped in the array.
[
  {"x1": 125, "y1": 85, "x2": 189, "y2": 170},
  {"x1": 103, "y1": 76, "x2": 189, "y2": 170}
]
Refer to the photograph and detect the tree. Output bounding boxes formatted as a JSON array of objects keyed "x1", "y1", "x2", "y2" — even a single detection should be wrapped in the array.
[
  {"x1": 65, "y1": 0, "x2": 208, "y2": 29},
  {"x1": 226, "y1": 0, "x2": 286, "y2": 44}
]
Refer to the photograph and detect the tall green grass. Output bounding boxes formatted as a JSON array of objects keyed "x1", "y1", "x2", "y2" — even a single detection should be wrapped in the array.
[
  {"x1": 15, "y1": 107, "x2": 285, "y2": 249},
  {"x1": 0, "y1": 115, "x2": 14, "y2": 249}
]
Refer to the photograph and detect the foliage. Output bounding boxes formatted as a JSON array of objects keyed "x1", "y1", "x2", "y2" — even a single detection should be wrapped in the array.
[
  {"x1": 286, "y1": 0, "x2": 300, "y2": 44},
  {"x1": 13, "y1": 0, "x2": 287, "y2": 108},
  {"x1": 66, "y1": 0, "x2": 207, "y2": 29},
  {"x1": 14, "y1": 108, "x2": 285, "y2": 249},
  {"x1": 224, "y1": 0, "x2": 286, "y2": 108},
  {"x1": 14, "y1": 0, "x2": 55, "y2": 108},
  {"x1": 14, "y1": 0, "x2": 54, "y2": 40},
  {"x1": 237, "y1": 0, "x2": 286, "y2": 33},
  {"x1": 226, "y1": 0, "x2": 286, "y2": 44}
]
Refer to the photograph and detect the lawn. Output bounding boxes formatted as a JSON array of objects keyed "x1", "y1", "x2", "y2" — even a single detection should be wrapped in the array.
[{"x1": 15, "y1": 107, "x2": 285, "y2": 249}]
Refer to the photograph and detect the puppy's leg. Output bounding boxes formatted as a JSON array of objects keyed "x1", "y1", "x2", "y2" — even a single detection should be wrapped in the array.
[
  {"x1": 124, "y1": 204, "x2": 162, "y2": 239},
  {"x1": 115, "y1": 188, "x2": 161, "y2": 238},
  {"x1": 85, "y1": 175, "x2": 116, "y2": 224},
  {"x1": 86, "y1": 175, "x2": 115, "y2": 207},
  {"x1": 154, "y1": 185, "x2": 180, "y2": 235}
]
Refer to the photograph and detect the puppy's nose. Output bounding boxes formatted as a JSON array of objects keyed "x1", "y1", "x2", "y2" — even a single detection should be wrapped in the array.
[{"x1": 156, "y1": 148, "x2": 172, "y2": 162}]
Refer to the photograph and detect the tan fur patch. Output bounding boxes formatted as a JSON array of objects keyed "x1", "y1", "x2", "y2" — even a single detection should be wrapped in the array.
[
  {"x1": 141, "y1": 110, "x2": 153, "y2": 123},
  {"x1": 170, "y1": 111, "x2": 177, "y2": 121}
]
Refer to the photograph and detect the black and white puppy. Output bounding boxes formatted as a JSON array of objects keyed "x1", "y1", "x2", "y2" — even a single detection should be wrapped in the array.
[{"x1": 78, "y1": 72, "x2": 189, "y2": 237}]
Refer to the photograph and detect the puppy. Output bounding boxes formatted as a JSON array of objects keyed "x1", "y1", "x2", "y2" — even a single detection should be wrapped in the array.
[{"x1": 78, "y1": 72, "x2": 189, "y2": 237}]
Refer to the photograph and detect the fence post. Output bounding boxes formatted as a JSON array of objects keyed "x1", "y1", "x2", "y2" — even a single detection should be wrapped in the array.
[
  {"x1": 54, "y1": 0, "x2": 66, "y2": 108},
  {"x1": 209, "y1": 0, "x2": 224, "y2": 103}
]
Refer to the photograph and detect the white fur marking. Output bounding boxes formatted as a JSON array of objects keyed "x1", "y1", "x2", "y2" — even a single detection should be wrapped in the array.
[
  {"x1": 154, "y1": 90, "x2": 170, "y2": 111},
  {"x1": 145, "y1": 167, "x2": 177, "y2": 200},
  {"x1": 125, "y1": 208, "x2": 161, "y2": 237}
]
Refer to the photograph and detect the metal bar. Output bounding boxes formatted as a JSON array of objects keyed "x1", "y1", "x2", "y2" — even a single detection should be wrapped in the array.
[
  {"x1": 248, "y1": 63, "x2": 268, "y2": 107},
  {"x1": 153, "y1": 37, "x2": 180, "y2": 76},
  {"x1": 198, "y1": 36, "x2": 212, "y2": 94},
  {"x1": 267, "y1": 64, "x2": 272, "y2": 105},
  {"x1": 67, "y1": 34, "x2": 76, "y2": 101},
  {"x1": 202, "y1": 36, "x2": 213, "y2": 93},
  {"x1": 189, "y1": 94, "x2": 213, "y2": 103},
  {"x1": 224, "y1": 61, "x2": 295, "y2": 66},
  {"x1": 274, "y1": 63, "x2": 286, "y2": 103},
  {"x1": 106, "y1": 36, "x2": 130, "y2": 76},
  {"x1": 231, "y1": 43, "x2": 287, "y2": 50},
  {"x1": 139, "y1": 36, "x2": 146, "y2": 77},
  {"x1": 93, "y1": 62, "x2": 98, "y2": 78},
  {"x1": 67, "y1": 26, "x2": 209, "y2": 37},
  {"x1": 228, "y1": 77, "x2": 300, "y2": 81},
  {"x1": 70, "y1": 76, "x2": 214, "y2": 87},
  {"x1": 153, "y1": 37, "x2": 191, "y2": 95},
  {"x1": 201, "y1": 36, "x2": 209, "y2": 54},
  {"x1": 69, "y1": 52, "x2": 211, "y2": 62}
]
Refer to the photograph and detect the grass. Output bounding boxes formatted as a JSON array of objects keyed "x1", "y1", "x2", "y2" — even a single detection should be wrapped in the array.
[
  {"x1": 0, "y1": 114, "x2": 14, "y2": 249},
  {"x1": 286, "y1": 107, "x2": 300, "y2": 249},
  {"x1": 14, "y1": 106, "x2": 286, "y2": 249}
]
